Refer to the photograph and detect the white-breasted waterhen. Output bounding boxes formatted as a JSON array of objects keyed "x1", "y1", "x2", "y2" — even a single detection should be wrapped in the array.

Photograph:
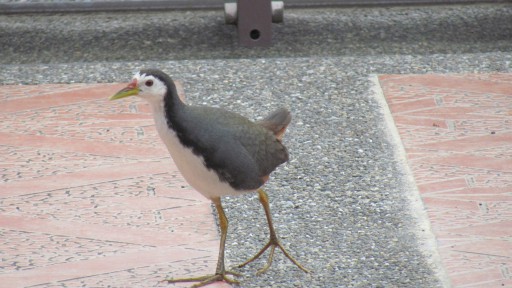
[{"x1": 109, "y1": 69, "x2": 309, "y2": 287}]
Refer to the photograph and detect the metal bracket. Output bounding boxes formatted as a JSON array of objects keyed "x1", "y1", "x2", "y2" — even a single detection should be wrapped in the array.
[{"x1": 225, "y1": 0, "x2": 283, "y2": 47}]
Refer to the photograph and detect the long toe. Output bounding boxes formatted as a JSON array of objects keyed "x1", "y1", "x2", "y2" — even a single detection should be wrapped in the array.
[
  {"x1": 163, "y1": 271, "x2": 240, "y2": 288},
  {"x1": 239, "y1": 239, "x2": 310, "y2": 274},
  {"x1": 275, "y1": 241, "x2": 311, "y2": 274}
]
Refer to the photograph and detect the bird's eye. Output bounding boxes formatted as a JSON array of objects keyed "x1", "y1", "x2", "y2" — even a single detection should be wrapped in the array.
[{"x1": 145, "y1": 80, "x2": 153, "y2": 87}]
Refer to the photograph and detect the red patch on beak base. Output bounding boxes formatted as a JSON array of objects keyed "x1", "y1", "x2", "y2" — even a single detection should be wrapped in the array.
[{"x1": 127, "y1": 79, "x2": 138, "y2": 89}]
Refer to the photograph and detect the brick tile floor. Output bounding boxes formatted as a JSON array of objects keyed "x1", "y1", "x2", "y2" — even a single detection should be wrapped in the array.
[
  {"x1": 0, "y1": 84, "x2": 229, "y2": 287},
  {"x1": 379, "y1": 73, "x2": 512, "y2": 288}
]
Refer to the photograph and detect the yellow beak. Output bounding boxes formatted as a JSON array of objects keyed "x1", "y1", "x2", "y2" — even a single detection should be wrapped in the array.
[{"x1": 109, "y1": 80, "x2": 139, "y2": 100}]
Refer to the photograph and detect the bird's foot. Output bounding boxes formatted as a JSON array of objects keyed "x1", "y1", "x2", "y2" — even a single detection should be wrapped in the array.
[
  {"x1": 163, "y1": 270, "x2": 241, "y2": 288},
  {"x1": 237, "y1": 236, "x2": 310, "y2": 275}
]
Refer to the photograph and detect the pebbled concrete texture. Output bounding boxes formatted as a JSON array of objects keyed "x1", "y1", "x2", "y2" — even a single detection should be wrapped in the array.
[
  {"x1": 1, "y1": 4, "x2": 512, "y2": 64},
  {"x1": 1, "y1": 3, "x2": 511, "y2": 288}
]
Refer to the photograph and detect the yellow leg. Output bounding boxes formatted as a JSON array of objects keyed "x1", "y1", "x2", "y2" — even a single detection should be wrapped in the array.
[
  {"x1": 164, "y1": 197, "x2": 240, "y2": 287},
  {"x1": 238, "y1": 189, "x2": 311, "y2": 274}
]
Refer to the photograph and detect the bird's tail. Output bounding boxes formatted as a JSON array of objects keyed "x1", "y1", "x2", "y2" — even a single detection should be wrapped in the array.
[{"x1": 257, "y1": 108, "x2": 292, "y2": 140}]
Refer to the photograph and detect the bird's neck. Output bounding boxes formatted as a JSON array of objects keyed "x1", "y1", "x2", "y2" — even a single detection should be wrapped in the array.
[
  {"x1": 162, "y1": 84, "x2": 186, "y2": 131},
  {"x1": 149, "y1": 85, "x2": 186, "y2": 137},
  {"x1": 149, "y1": 93, "x2": 182, "y2": 150}
]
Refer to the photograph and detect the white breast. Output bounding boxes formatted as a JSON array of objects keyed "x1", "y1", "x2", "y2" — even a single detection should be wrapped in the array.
[{"x1": 151, "y1": 104, "x2": 244, "y2": 200}]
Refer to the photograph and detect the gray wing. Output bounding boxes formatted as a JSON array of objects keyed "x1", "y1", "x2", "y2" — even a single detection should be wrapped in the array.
[{"x1": 180, "y1": 106, "x2": 288, "y2": 190}]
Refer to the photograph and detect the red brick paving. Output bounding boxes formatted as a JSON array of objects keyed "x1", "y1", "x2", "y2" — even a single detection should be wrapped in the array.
[
  {"x1": 0, "y1": 83, "x2": 228, "y2": 287},
  {"x1": 379, "y1": 73, "x2": 512, "y2": 288}
]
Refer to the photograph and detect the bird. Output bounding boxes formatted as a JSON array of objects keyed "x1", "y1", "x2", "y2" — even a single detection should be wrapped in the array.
[{"x1": 109, "y1": 68, "x2": 309, "y2": 287}]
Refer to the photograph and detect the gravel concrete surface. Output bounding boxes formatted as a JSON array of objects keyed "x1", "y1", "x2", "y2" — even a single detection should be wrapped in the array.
[{"x1": 1, "y1": 4, "x2": 511, "y2": 287}]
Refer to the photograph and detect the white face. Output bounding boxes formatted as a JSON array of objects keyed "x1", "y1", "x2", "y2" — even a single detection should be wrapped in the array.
[{"x1": 133, "y1": 72, "x2": 167, "y2": 103}]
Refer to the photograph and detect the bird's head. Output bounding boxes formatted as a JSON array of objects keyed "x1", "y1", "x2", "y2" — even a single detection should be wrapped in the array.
[{"x1": 109, "y1": 69, "x2": 174, "y2": 104}]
